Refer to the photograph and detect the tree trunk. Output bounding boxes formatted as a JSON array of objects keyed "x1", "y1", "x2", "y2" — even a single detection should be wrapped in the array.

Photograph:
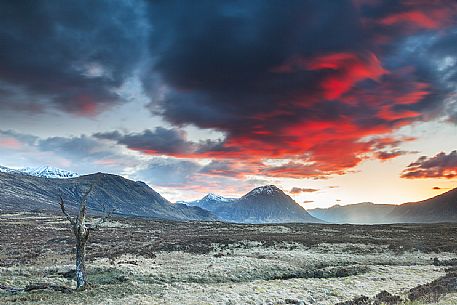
[
  {"x1": 75, "y1": 237, "x2": 87, "y2": 290},
  {"x1": 59, "y1": 183, "x2": 110, "y2": 291},
  {"x1": 74, "y1": 223, "x2": 89, "y2": 291}
]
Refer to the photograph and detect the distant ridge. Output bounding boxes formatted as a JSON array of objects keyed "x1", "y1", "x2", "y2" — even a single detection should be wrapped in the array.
[
  {"x1": 389, "y1": 187, "x2": 457, "y2": 223},
  {"x1": 308, "y1": 202, "x2": 395, "y2": 224},
  {"x1": 308, "y1": 188, "x2": 457, "y2": 224},
  {"x1": 2, "y1": 163, "x2": 456, "y2": 224}
]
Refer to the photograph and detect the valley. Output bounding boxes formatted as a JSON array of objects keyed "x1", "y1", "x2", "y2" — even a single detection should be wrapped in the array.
[{"x1": 1, "y1": 213, "x2": 457, "y2": 305}]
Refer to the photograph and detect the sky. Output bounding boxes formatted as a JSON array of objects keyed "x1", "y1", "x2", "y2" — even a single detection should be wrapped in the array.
[{"x1": 0, "y1": 0, "x2": 456, "y2": 208}]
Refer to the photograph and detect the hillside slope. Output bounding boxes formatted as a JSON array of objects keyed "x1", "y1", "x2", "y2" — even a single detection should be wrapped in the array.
[
  {"x1": 390, "y1": 188, "x2": 457, "y2": 223},
  {"x1": 0, "y1": 171, "x2": 215, "y2": 221}
]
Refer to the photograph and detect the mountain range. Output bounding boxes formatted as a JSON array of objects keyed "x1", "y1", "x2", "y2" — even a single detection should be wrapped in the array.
[
  {"x1": 0, "y1": 165, "x2": 456, "y2": 224},
  {"x1": 389, "y1": 188, "x2": 457, "y2": 223},
  {"x1": 185, "y1": 186, "x2": 457, "y2": 224},
  {"x1": 0, "y1": 170, "x2": 214, "y2": 221},
  {"x1": 0, "y1": 165, "x2": 79, "y2": 179},
  {"x1": 307, "y1": 188, "x2": 457, "y2": 224},
  {"x1": 185, "y1": 185, "x2": 321, "y2": 223},
  {"x1": 0, "y1": 166, "x2": 321, "y2": 223},
  {"x1": 308, "y1": 202, "x2": 396, "y2": 224}
]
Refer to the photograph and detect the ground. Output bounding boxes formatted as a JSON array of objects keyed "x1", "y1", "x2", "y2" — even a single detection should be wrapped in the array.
[{"x1": 1, "y1": 212, "x2": 457, "y2": 305}]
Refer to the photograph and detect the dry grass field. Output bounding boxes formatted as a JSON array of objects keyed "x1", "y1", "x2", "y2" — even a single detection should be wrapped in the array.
[{"x1": 1, "y1": 212, "x2": 457, "y2": 304}]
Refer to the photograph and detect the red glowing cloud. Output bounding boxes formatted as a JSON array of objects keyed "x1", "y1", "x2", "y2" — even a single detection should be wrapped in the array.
[
  {"x1": 273, "y1": 52, "x2": 387, "y2": 100},
  {"x1": 94, "y1": 1, "x2": 457, "y2": 181},
  {"x1": 379, "y1": 9, "x2": 449, "y2": 30},
  {"x1": 307, "y1": 52, "x2": 387, "y2": 100}
]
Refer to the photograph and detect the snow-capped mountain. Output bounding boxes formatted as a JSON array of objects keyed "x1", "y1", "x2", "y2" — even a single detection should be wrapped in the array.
[
  {"x1": 185, "y1": 185, "x2": 322, "y2": 224},
  {"x1": 0, "y1": 165, "x2": 19, "y2": 174},
  {"x1": 0, "y1": 165, "x2": 79, "y2": 179},
  {"x1": 184, "y1": 193, "x2": 237, "y2": 212},
  {"x1": 242, "y1": 185, "x2": 281, "y2": 197},
  {"x1": 203, "y1": 193, "x2": 237, "y2": 202},
  {"x1": 20, "y1": 166, "x2": 79, "y2": 179},
  {"x1": 224, "y1": 185, "x2": 321, "y2": 223}
]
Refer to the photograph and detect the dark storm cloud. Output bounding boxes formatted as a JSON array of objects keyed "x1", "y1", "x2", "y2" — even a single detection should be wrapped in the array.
[
  {"x1": 375, "y1": 150, "x2": 413, "y2": 160},
  {"x1": 1, "y1": 0, "x2": 457, "y2": 182},
  {"x1": 0, "y1": 0, "x2": 147, "y2": 115},
  {"x1": 139, "y1": 0, "x2": 457, "y2": 178},
  {"x1": 94, "y1": 128, "x2": 196, "y2": 155},
  {"x1": 144, "y1": 0, "x2": 456, "y2": 126},
  {"x1": 145, "y1": 0, "x2": 364, "y2": 128},
  {"x1": 401, "y1": 151, "x2": 457, "y2": 179},
  {"x1": 94, "y1": 127, "x2": 232, "y2": 156}
]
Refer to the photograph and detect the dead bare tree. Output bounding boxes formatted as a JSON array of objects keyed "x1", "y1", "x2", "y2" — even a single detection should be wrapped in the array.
[{"x1": 59, "y1": 184, "x2": 113, "y2": 290}]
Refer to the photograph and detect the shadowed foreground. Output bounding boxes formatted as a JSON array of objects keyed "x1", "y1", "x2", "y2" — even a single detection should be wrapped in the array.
[{"x1": 1, "y1": 212, "x2": 457, "y2": 304}]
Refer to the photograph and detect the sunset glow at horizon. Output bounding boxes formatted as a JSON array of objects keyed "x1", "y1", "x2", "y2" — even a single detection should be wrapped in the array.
[{"x1": 0, "y1": 1, "x2": 456, "y2": 207}]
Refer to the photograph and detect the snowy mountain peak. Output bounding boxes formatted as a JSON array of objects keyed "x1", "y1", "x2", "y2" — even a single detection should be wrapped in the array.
[
  {"x1": 20, "y1": 166, "x2": 79, "y2": 179},
  {"x1": 245, "y1": 185, "x2": 282, "y2": 197},
  {"x1": 0, "y1": 165, "x2": 17, "y2": 173},
  {"x1": 202, "y1": 193, "x2": 236, "y2": 202}
]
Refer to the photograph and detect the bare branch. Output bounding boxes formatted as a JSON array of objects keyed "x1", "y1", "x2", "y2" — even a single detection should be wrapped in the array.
[
  {"x1": 78, "y1": 184, "x2": 94, "y2": 223},
  {"x1": 59, "y1": 195, "x2": 75, "y2": 226}
]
